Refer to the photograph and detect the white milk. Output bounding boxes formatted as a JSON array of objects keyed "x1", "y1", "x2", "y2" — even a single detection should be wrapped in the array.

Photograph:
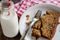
[{"x1": 1, "y1": 8, "x2": 18, "y2": 38}]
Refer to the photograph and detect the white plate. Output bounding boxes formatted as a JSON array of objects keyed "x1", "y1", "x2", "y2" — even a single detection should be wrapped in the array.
[{"x1": 19, "y1": 4, "x2": 60, "y2": 40}]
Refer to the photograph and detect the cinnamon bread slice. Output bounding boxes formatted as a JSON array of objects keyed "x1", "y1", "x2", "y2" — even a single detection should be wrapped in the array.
[{"x1": 41, "y1": 14, "x2": 54, "y2": 39}]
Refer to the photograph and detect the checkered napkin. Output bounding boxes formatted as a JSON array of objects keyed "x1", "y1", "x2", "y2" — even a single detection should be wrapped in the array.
[{"x1": 14, "y1": 0, "x2": 60, "y2": 17}]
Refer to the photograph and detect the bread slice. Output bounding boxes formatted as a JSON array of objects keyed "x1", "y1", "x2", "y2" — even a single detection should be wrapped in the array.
[
  {"x1": 46, "y1": 11, "x2": 60, "y2": 39},
  {"x1": 41, "y1": 14, "x2": 54, "y2": 39},
  {"x1": 32, "y1": 21, "x2": 41, "y2": 38},
  {"x1": 41, "y1": 11, "x2": 60, "y2": 39},
  {"x1": 31, "y1": 11, "x2": 60, "y2": 40},
  {"x1": 32, "y1": 29, "x2": 41, "y2": 38}
]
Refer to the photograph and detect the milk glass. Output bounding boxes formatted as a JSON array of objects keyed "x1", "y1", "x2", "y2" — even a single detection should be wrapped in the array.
[{"x1": 1, "y1": 0, "x2": 18, "y2": 38}]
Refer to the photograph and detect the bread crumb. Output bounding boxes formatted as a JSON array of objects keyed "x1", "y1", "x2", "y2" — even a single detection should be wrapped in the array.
[
  {"x1": 26, "y1": 21, "x2": 32, "y2": 26},
  {"x1": 26, "y1": 15, "x2": 30, "y2": 20}
]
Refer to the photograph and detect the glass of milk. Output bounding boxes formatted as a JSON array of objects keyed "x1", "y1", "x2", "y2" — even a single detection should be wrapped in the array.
[{"x1": 1, "y1": 0, "x2": 18, "y2": 38}]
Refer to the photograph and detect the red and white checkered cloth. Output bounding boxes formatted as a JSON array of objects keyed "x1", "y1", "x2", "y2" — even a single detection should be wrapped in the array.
[{"x1": 14, "y1": 0, "x2": 60, "y2": 17}]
